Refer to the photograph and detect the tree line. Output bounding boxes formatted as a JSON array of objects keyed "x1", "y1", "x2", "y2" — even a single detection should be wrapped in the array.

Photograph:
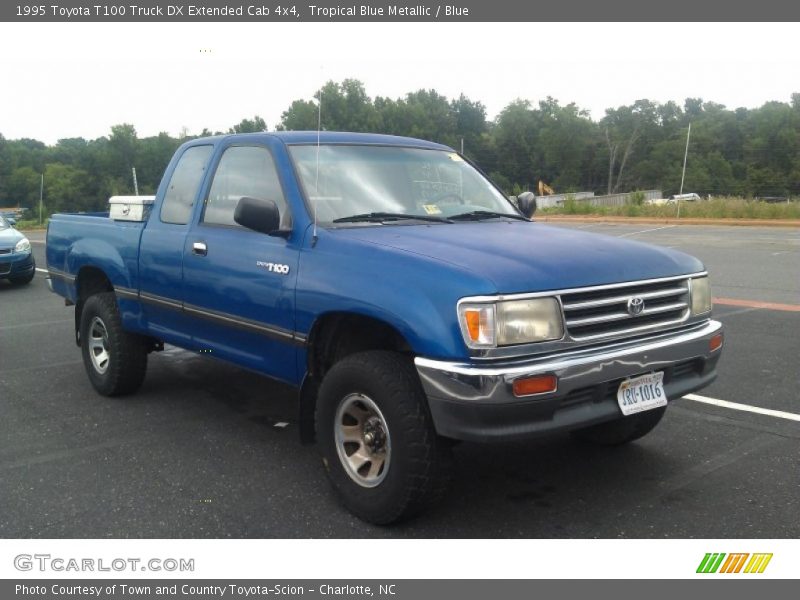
[{"x1": 1, "y1": 79, "x2": 798, "y2": 216}]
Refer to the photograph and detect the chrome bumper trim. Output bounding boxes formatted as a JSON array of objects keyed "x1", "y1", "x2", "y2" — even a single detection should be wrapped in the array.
[{"x1": 414, "y1": 320, "x2": 722, "y2": 404}]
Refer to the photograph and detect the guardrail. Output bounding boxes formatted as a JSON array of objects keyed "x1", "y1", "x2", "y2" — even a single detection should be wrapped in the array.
[{"x1": 538, "y1": 190, "x2": 663, "y2": 208}]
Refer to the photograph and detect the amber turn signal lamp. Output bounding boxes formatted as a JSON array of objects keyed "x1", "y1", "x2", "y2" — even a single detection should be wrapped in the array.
[
  {"x1": 709, "y1": 333, "x2": 723, "y2": 352},
  {"x1": 512, "y1": 374, "x2": 558, "y2": 397},
  {"x1": 465, "y1": 310, "x2": 481, "y2": 342}
]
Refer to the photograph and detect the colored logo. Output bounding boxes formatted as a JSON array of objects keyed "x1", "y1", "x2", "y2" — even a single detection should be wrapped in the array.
[{"x1": 697, "y1": 553, "x2": 773, "y2": 574}]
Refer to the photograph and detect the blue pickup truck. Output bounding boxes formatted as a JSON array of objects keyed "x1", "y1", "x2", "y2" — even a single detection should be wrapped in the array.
[{"x1": 46, "y1": 132, "x2": 723, "y2": 523}]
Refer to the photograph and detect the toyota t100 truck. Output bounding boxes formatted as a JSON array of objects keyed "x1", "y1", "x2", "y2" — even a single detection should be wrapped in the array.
[{"x1": 46, "y1": 132, "x2": 724, "y2": 524}]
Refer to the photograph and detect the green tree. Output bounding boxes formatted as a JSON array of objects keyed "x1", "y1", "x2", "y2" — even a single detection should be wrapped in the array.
[
  {"x1": 537, "y1": 98, "x2": 599, "y2": 190},
  {"x1": 601, "y1": 100, "x2": 661, "y2": 194},
  {"x1": 492, "y1": 100, "x2": 542, "y2": 191},
  {"x1": 278, "y1": 99, "x2": 319, "y2": 130},
  {"x1": 108, "y1": 124, "x2": 138, "y2": 180},
  {"x1": 279, "y1": 79, "x2": 379, "y2": 132},
  {"x1": 229, "y1": 116, "x2": 267, "y2": 133},
  {"x1": 3, "y1": 84, "x2": 800, "y2": 209},
  {"x1": 137, "y1": 133, "x2": 181, "y2": 193},
  {"x1": 42, "y1": 163, "x2": 93, "y2": 214},
  {"x1": 0, "y1": 133, "x2": 9, "y2": 200},
  {"x1": 6, "y1": 166, "x2": 41, "y2": 209}
]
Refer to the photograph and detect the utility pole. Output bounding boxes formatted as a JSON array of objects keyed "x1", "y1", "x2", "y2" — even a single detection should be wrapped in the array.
[
  {"x1": 460, "y1": 137, "x2": 464, "y2": 155},
  {"x1": 677, "y1": 123, "x2": 691, "y2": 219},
  {"x1": 39, "y1": 173, "x2": 44, "y2": 226},
  {"x1": 132, "y1": 167, "x2": 139, "y2": 196}
]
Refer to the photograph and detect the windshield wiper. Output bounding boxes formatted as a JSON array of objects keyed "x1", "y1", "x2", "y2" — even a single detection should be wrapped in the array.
[
  {"x1": 448, "y1": 210, "x2": 530, "y2": 222},
  {"x1": 332, "y1": 212, "x2": 453, "y2": 224}
]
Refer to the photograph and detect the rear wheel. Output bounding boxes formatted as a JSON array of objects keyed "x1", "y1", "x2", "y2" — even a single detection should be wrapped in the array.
[
  {"x1": 317, "y1": 351, "x2": 452, "y2": 525},
  {"x1": 570, "y1": 406, "x2": 667, "y2": 446},
  {"x1": 79, "y1": 292, "x2": 148, "y2": 396}
]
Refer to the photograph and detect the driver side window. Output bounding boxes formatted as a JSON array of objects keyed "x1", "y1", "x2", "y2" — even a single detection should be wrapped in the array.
[{"x1": 203, "y1": 146, "x2": 289, "y2": 227}]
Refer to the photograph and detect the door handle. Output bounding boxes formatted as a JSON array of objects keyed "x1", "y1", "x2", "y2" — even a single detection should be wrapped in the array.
[{"x1": 192, "y1": 242, "x2": 208, "y2": 256}]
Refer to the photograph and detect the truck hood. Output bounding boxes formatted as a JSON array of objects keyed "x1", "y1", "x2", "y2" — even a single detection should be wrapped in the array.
[{"x1": 332, "y1": 221, "x2": 704, "y2": 294}]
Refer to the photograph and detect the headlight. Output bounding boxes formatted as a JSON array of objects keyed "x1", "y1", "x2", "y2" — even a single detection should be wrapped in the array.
[
  {"x1": 497, "y1": 299, "x2": 564, "y2": 344},
  {"x1": 459, "y1": 298, "x2": 563, "y2": 348},
  {"x1": 14, "y1": 238, "x2": 31, "y2": 254},
  {"x1": 691, "y1": 276, "x2": 712, "y2": 315}
]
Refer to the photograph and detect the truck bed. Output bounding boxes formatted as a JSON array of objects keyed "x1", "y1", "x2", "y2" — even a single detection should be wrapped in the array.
[{"x1": 46, "y1": 212, "x2": 147, "y2": 304}]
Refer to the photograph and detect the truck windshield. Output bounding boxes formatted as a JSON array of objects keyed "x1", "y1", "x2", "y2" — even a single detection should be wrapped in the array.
[{"x1": 289, "y1": 145, "x2": 519, "y2": 224}]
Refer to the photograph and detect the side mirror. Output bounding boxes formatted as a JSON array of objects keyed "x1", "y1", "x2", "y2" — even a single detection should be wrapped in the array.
[
  {"x1": 7, "y1": 217, "x2": 16, "y2": 227},
  {"x1": 234, "y1": 197, "x2": 288, "y2": 237},
  {"x1": 517, "y1": 191, "x2": 537, "y2": 218}
]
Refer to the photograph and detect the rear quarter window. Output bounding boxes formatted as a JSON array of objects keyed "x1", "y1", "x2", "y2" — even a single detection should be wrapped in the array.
[{"x1": 160, "y1": 145, "x2": 214, "y2": 225}]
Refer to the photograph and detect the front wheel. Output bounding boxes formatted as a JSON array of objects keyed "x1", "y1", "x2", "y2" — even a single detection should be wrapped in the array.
[
  {"x1": 317, "y1": 351, "x2": 452, "y2": 525},
  {"x1": 570, "y1": 406, "x2": 667, "y2": 446},
  {"x1": 79, "y1": 292, "x2": 148, "y2": 396}
]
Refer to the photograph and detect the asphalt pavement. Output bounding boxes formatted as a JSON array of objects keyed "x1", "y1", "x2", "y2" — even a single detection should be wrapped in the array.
[{"x1": 0, "y1": 225, "x2": 798, "y2": 538}]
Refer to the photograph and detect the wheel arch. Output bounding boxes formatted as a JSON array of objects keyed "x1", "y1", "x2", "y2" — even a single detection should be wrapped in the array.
[
  {"x1": 73, "y1": 266, "x2": 114, "y2": 346},
  {"x1": 298, "y1": 311, "x2": 415, "y2": 444}
]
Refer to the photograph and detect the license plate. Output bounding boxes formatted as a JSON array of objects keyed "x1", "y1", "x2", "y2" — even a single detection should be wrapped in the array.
[{"x1": 617, "y1": 372, "x2": 666, "y2": 416}]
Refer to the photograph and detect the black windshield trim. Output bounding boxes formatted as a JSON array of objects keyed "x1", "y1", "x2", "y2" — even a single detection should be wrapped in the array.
[
  {"x1": 448, "y1": 210, "x2": 530, "y2": 222},
  {"x1": 332, "y1": 212, "x2": 454, "y2": 224}
]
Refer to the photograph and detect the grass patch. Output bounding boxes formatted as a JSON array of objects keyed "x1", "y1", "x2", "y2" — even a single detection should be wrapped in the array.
[
  {"x1": 541, "y1": 197, "x2": 800, "y2": 220},
  {"x1": 15, "y1": 218, "x2": 48, "y2": 230}
]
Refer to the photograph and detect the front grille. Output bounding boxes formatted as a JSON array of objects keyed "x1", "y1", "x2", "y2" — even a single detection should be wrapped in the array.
[
  {"x1": 561, "y1": 277, "x2": 691, "y2": 341},
  {"x1": 0, "y1": 248, "x2": 11, "y2": 255},
  {"x1": 0, "y1": 263, "x2": 11, "y2": 275}
]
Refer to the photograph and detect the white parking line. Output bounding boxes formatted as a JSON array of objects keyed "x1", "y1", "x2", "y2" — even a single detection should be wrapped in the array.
[
  {"x1": 35, "y1": 267, "x2": 48, "y2": 273},
  {"x1": 29, "y1": 240, "x2": 45, "y2": 244},
  {"x1": 617, "y1": 225, "x2": 676, "y2": 238},
  {"x1": 683, "y1": 393, "x2": 800, "y2": 422}
]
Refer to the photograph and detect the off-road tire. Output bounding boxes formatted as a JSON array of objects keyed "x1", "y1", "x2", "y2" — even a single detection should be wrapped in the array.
[
  {"x1": 79, "y1": 292, "x2": 148, "y2": 396},
  {"x1": 571, "y1": 406, "x2": 667, "y2": 446},
  {"x1": 317, "y1": 351, "x2": 452, "y2": 525}
]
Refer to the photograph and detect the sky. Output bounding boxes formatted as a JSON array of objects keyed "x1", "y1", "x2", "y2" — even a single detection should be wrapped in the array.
[{"x1": 1, "y1": 22, "x2": 798, "y2": 144}]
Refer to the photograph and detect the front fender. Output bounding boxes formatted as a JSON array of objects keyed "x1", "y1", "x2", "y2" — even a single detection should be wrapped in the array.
[{"x1": 295, "y1": 228, "x2": 497, "y2": 361}]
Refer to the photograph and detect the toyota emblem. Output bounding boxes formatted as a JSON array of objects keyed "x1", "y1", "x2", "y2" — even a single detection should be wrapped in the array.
[{"x1": 627, "y1": 296, "x2": 645, "y2": 316}]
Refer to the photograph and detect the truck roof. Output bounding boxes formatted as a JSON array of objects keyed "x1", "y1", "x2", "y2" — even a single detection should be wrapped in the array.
[{"x1": 191, "y1": 131, "x2": 453, "y2": 150}]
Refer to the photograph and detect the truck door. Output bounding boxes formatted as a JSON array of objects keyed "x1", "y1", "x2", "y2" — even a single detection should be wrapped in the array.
[
  {"x1": 181, "y1": 143, "x2": 301, "y2": 384},
  {"x1": 139, "y1": 144, "x2": 214, "y2": 346}
]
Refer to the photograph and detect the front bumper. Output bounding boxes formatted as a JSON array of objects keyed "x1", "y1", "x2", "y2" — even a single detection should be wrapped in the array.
[
  {"x1": 0, "y1": 252, "x2": 35, "y2": 279},
  {"x1": 415, "y1": 320, "x2": 723, "y2": 442}
]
